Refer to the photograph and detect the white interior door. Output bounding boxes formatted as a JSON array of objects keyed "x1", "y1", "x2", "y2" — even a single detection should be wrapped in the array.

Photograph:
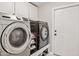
[{"x1": 54, "y1": 5, "x2": 79, "y2": 56}]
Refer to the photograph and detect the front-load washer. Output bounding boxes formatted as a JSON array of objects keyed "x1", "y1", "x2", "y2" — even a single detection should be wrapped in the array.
[
  {"x1": 39, "y1": 21, "x2": 49, "y2": 49},
  {"x1": 0, "y1": 15, "x2": 31, "y2": 56}
]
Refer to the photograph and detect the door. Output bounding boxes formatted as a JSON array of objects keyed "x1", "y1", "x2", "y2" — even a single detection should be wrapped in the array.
[
  {"x1": 39, "y1": 22, "x2": 49, "y2": 49},
  {"x1": 54, "y1": 5, "x2": 79, "y2": 56}
]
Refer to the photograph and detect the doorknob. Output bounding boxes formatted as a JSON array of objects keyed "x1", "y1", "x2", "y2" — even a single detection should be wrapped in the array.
[
  {"x1": 54, "y1": 33, "x2": 57, "y2": 36},
  {"x1": 54, "y1": 30, "x2": 57, "y2": 36},
  {"x1": 55, "y1": 30, "x2": 57, "y2": 32}
]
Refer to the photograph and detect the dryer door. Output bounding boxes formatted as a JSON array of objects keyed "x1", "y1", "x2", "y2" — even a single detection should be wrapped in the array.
[
  {"x1": 1, "y1": 22, "x2": 30, "y2": 54},
  {"x1": 40, "y1": 25, "x2": 49, "y2": 41}
]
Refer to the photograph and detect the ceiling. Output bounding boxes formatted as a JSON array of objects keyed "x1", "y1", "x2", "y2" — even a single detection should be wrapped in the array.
[{"x1": 31, "y1": 2, "x2": 49, "y2": 7}]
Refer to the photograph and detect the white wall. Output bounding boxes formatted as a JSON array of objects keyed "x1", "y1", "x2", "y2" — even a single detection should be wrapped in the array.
[{"x1": 38, "y1": 2, "x2": 78, "y2": 54}]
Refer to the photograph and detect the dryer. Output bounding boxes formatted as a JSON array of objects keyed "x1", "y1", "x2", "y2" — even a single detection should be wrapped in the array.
[
  {"x1": 30, "y1": 20, "x2": 39, "y2": 54},
  {"x1": 0, "y1": 14, "x2": 31, "y2": 56},
  {"x1": 39, "y1": 21, "x2": 49, "y2": 49},
  {"x1": 30, "y1": 20, "x2": 49, "y2": 52}
]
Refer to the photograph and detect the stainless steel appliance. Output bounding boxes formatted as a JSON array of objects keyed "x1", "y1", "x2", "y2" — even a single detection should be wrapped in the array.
[
  {"x1": 30, "y1": 20, "x2": 39, "y2": 54},
  {"x1": 0, "y1": 13, "x2": 31, "y2": 56}
]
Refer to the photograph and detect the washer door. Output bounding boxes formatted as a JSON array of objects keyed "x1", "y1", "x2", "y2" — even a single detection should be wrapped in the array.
[
  {"x1": 40, "y1": 25, "x2": 49, "y2": 41},
  {"x1": 1, "y1": 22, "x2": 30, "y2": 54}
]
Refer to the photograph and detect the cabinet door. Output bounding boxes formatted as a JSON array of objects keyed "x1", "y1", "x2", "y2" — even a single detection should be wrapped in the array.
[
  {"x1": 28, "y1": 3, "x2": 38, "y2": 20},
  {"x1": 15, "y1": 2, "x2": 28, "y2": 18},
  {"x1": 54, "y1": 6, "x2": 79, "y2": 56},
  {"x1": 0, "y1": 2, "x2": 14, "y2": 14}
]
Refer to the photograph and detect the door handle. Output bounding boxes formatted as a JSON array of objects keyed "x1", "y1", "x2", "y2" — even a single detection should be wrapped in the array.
[
  {"x1": 55, "y1": 30, "x2": 57, "y2": 32},
  {"x1": 54, "y1": 30, "x2": 57, "y2": 36},
  {"x1": 54, "y1": 33, "x2": 57, "y2": 36}
]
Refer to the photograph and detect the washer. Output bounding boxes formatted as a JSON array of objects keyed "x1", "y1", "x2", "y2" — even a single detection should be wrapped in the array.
[
  {"x1": 0, "y1": 14, "x2": 31, "y2": 56},
  {"x1": 39, "y1": 21, "x2": 49, "y2": 49}
]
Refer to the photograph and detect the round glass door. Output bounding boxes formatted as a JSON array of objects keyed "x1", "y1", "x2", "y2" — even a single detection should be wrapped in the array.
[
  {"x1": 41, "y1": 26, "x2": 49, "y2": 41},
  {"x1": 9, "y1": 28, "x2": 27, "y2": 47}
]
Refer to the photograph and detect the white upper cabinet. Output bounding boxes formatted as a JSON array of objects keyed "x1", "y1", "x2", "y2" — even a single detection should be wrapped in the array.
[
  {"x1": 15, "y1": 2, "x2": 38, "y2": 20},
  {"x1": 0, "y1": 2, "x2": 14, "y2": 14},
  {"x1": 0, "y1": 2, "x2": 38, "y2": 20},
  {"x1": 15, "y1": 2, "x2": 29, "y2": 18},
  {"x1": 28, "y1": 3, "x2": 38, "y2": 20}
]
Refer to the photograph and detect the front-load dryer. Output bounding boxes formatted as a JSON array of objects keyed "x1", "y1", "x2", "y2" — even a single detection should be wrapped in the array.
[
  {"x1": 0, "y1": 16, "x2": 31, "y2": 56},
  {"x1": 39, "y1": 21, "x2": 49, "y2": 49},
  {"x1": 30, "y1": 20, "x2": 39, "y2": 54}
]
